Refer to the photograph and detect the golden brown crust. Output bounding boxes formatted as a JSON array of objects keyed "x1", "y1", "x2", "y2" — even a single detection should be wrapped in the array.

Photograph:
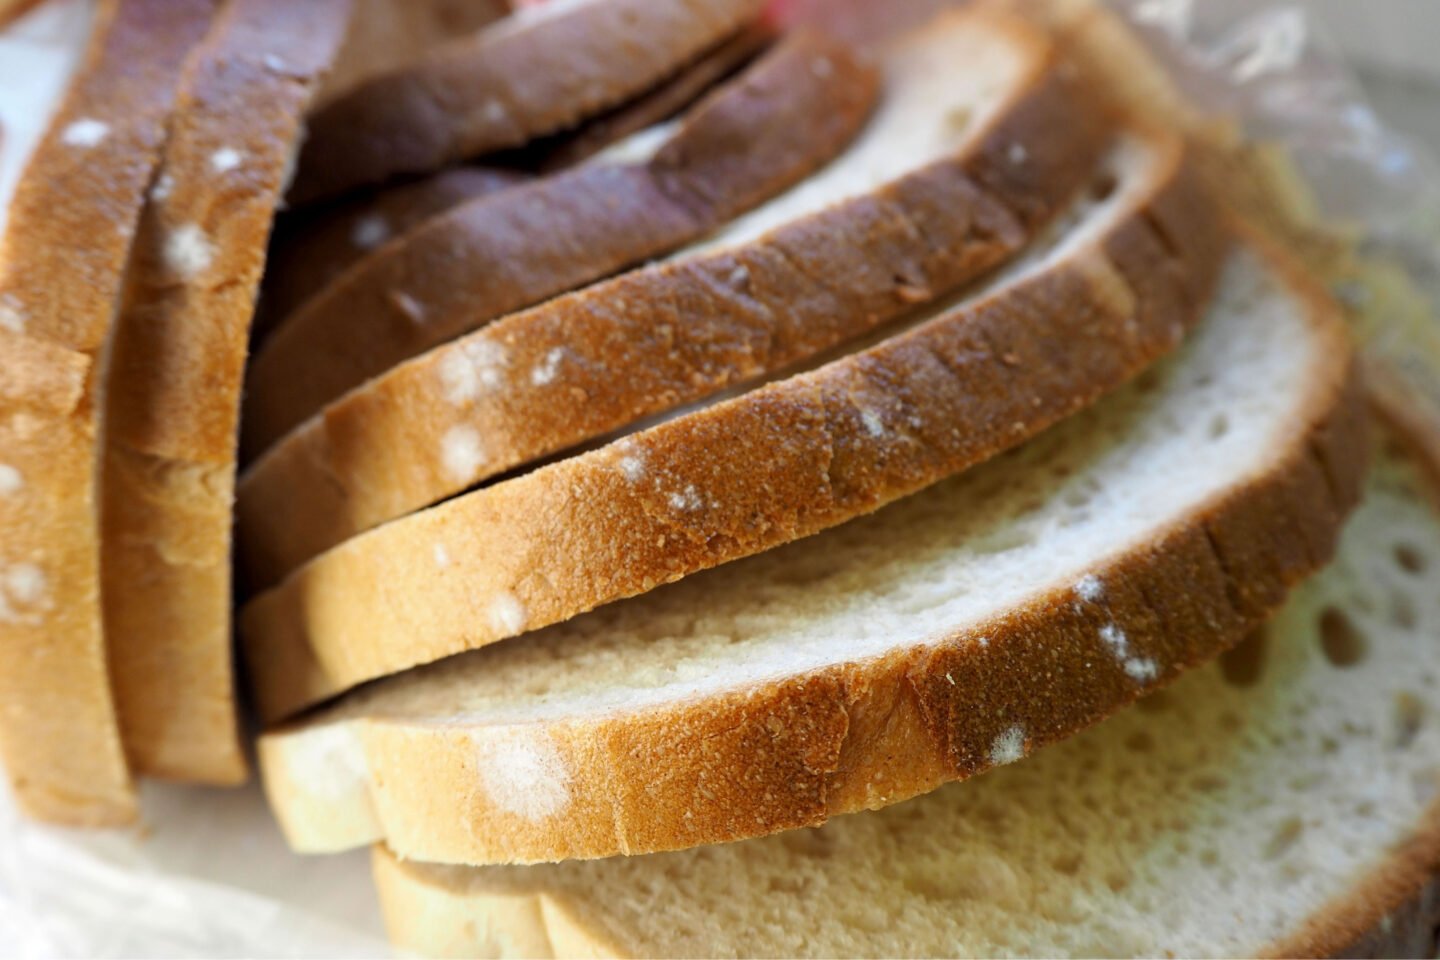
[
  {"x1": 0, "y1": 0, "x2": 45, "y2": 28},
  {"x1": 259, "y1": 233, "x2": 1363, "y2": 864},
  {"x1": 99, "y1": 0, "x2": 352, "y2": 786},
  {"x1": 235, "y1": 16, "x2": 1109, "y2": 587},
  {"x1": 256, "y1": 167, "x2": 529, "y2": 343},
  {"x1": 289, "y1": 0, "x2": 765, "y2": 204},
  {"x1": 242, "y1": 121, "x2": 1227, "y2": 723},
  {"x1": 241, "y1": 30, "x2": 879, "y2": 455},
  {"x1": 0, "y1": 0, "x2": 214, "y2": 826}
]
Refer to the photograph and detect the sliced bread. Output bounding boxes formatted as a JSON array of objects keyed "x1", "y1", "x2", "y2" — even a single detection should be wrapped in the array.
[
  {"x1": 241, "y1": 116, "x2": 1223, "y2": 720},
  {"x1": 99, "y1": 0, "x2": 353, "y2": 786},
  {"x1": 236, "y1": 3, "x2": 1113, "y2": 586},
  {"x1": 371, "y1": 412, "x2": 1432, "y2": 958},
  {"x1": 0, "y1": 0, "x2": 213, "y2": 825},
  {"x1": 288, "y1": 0, "x2": 765, "y2": 203},
  {"x1": 241, "y1": 30, "x2": 879, "y2": 454},
  {"x1": 255, "y1": 235, "x2": 1364, "y2": 863}
]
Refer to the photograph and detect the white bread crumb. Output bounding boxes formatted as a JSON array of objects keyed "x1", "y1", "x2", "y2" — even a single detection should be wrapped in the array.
[
  {"x1": 0, "y1": 465, "x2": 20, "y2": 496},
  {"x1": 989, "y1": 725, "x2": 1026, "y2": 765},
  {"x1": 441, "y1": 425, "x2": 486, "y2": 482},
  {"x1": 531, "y1": 348, "x2": 565, "y2": 386},
  {"x1": 474, "y1": 729, "x2": 570, "y2": 820},
  {"x1": 439, "y1": 340, "x2": 508, "y2": 405},
  {"x1": 350, "y1": 213, "x2": 390, "y2": 250},
  {"x1": 210, "y1": 147, "x2": 242, "y2": 173},
  {"x1": 61, "y1": 118, "x2": 108, "y2": 147},
  {"x1": 488, "y1": 592, "x2": 528, "y2": 635},
  {"x1": 164, "y1": 223, "x2": 216, "y2": 279},
  {"x1": 284, "y1": 724, "x2": 366, "y2": 800}
]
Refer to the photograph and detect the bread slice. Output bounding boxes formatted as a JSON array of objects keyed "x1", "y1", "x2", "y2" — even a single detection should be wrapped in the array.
[
  {"x1": 288, "y1": 0, "x2": 765, "y2": 203},
  {"x1": 236, "y1": 3, "x2": 1113, "y2": 586},
  {"x1": 242, "y1": 110, "x2": 1222, "y2": 720},
  {"x1": 98, "y1": 0, "x2": 353, "y2": 786},
  {"x1": 0, "y1": 0, "x2": 213, "y2": 825},
  {"x1": 255, "y1": 235, "x2": 1364, "y2": 863},
  {"x1": 256, "y1": 168, "x2": 529, "y2": 345},
  {"x1": 369, "y1": 413, "x2": 1432, "y2": 958},
  {"x1": 242, "y1": 30, "x2": 879, "y2": 454},
  {"x1": 255, "y1": 25, "x2": 773, "y2": 341}
]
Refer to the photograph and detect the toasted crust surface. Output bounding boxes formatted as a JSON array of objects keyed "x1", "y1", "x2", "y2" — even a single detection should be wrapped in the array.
[
  {"x1": 289, "y1": 0, "x2": 765, "y2": 203},
  {"x1": 236, "y1": 8, "x2": 1110, "y2": 587},
  {"x1": 242, "y1": 30, "x2": 879, "y2": 455},
  {"x1": 242, "y1": 118, "x2": 1227, "y2": 719},
  {"x1": 0, "y1": 0, "x2": 214, "y2": 825},
  {"x1": 258, "y1": 234, "x2": 1364, "y2": 863},
  {"x1": 100, "y1": 0, "x2": 352, "y2": 786}
]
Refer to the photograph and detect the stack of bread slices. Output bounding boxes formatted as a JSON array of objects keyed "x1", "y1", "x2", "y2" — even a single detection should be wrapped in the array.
[{"x1": 2, "y1": 0, "x2": 1438, "y2": 955}]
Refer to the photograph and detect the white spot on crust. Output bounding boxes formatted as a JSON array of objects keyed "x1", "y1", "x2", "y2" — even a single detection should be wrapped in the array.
[
  {"x1": 728, "y1": 264, "x2": 749, "y2": 288},
  {"x1": 474, "y1": 728, "x2": 570, "y2": 820},
  {"x1": 0, "y1": 562, "x2": 50, "y2": 624},
  {"x1": 482, "y1": 98, "x2": 507, "y2": 126},
  {"x1": 433, "y1": 543, "x2": 451, "y2": 569},
  {"x1": 439, "y1": 339, "x2": 508, "y2": 406},
  {"x1": 1124, "y1": 657, "x2": 1159, "y2": 682},
  {"x1": 811, "y1": 56, "x2": 834, "y2": 79},
  {"x1": 488, "y1": 592, "x2": 527, "y2": 635},
  {"x1": 860, "y1": 409, "x2": 885, "y2": 438},
  {"x1": 441, "y1": 425, "x2": 486, "y2": 482},
  {"x1": 284, "y1": 724, "x2": 366, "y2": 800},
  {"x1": 1099, "y1": 622, "x2": 1128, "y2": 655},
  {"x1": 1075, "y1": 574, "x2": 1105, "y2": 603},
  {"x1": 990, "y1": 725, "x2": 1026, "y2": 766},
  {"x1": 164, "y1": 223, "x2": 215, "y2": 279},
  {"x1": 1007, "y1": 142, "x2": 1029, "y2": 164},
  {"x1": 390, "y1": 290, "x2": 426, "y2": 324},
  {"x1": 0, "y1": 294, "x2": 25, "y2": 333},
  {"x1": 1100, "y1": 621, "x2": 1157, "y2": 684},
  {"x1": 262, "y1": 54, "x2": 289, "y2": 74},
  {"x1": 618, "y1": 454, "x2": 645, "y2": 482},
  {"x1": 0, "y1": 465, "x2": 21, "y2": 496},
  {"x1": 150, "y1": 174, "x2": 174, "y2": 202},
  {"x1": 669, "y1": 485, "x2": 703, "y2": 511},
  {"x1": 530, "y1": 347, "x2": 564, "y2": 386},
  {"x1": 350, "y1": 213, "x2": 390, "y2": 250},
  {"x1": 61, "y1": 118, "x2": 108, "y2": 147},
  {"x1": 210, "y1": 147, "x2": 242, "y2": 173}
]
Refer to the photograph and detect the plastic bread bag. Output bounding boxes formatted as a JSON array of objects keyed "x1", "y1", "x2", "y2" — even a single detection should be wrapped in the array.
[{"x1": 0, "y1": 0, "x2": 1436, "y2": 955}]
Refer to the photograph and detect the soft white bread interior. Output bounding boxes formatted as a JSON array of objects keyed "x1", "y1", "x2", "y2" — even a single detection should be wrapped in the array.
[
  {"x1": 371, "y1": 420, "x2": 1440, "y2": 959},
  {"x1": 257, "y1": 237, "x2": 1364, "y2": 865}
]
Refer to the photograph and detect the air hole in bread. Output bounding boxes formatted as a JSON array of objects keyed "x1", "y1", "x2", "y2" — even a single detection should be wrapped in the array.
[
  {"x1": 1394, "y1": 542, "x2": 1428, "y2": 574},
  {"x1": 1264, "y1": 817, "x2": 1304, "y2": 859},
  {"x1": 1089, "y1": 171, "x2": 1119, "y2": 203},
  {"x1": 1123, "y1": 730, "x2": 1153, "y2": 753},
  {"x1": 1391, "y1": 591, "x2": 1419, "y2": 630},
  {"x1": 1395, "y1": 691, "x2": 1425, "y2": 748},
  {"x1": 1319, "y1": 606, "x2": 1367, "y2": 667},
  {"x1": 1051, "y1": 851, "x2": 1083, "y2": 876},
  {"x1": 1104, "y1": 869, "x2": 1132, "y2": 893},
  {"x1": 1207, "y1": 413, "x2": 1230, "y2": 440},
  {"x1": 1219, "y1": 627, "x2": 1268, "y2": 688}
]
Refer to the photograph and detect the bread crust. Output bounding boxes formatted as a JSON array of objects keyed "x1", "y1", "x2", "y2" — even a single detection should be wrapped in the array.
[
  {"x1": 258, "y1": 229, "x2": 1361, "y2": 864},
  {"x1": 99, "y1": 0, "x2": 352, "y2": 786},
  {"x1": 289, "y1": 0, "x2": 765, "y2": 203},
  {"x1": 242, "y1": 30, "x2": 879, "y2": 455},
  {"x1": 0, "y1": 0, "x2": 213, "y2": 826},
  {"x1": 236, "y1": 11, "x2": 1107, "y2": 587}
]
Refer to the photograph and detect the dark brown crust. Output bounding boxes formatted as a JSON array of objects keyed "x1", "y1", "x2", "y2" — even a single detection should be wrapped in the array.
[
  {"x1": 288, "y1": 0, "x2": 765, "y2": 203},
  {"x1": 0, "y1": 0, "x2": 214, "y2": 826},
  {"x1": 242, "y1": 122, "x2": 1227, "y2": 723},
  {"x1": 259, "y1": 232, "x2": 1365, "y2": 864},
  {"x1": 235, "y1": 20, "x2": 1109, "y2": 587},
  {"x1": 100, "y1": 0, "x2": 352, "y2": 786},
  {"x1": 255, "y1": 167, "x2": 529, "y2": 342},
  {"x1": 241, "y1": 30, "x2": 879, "y2": 455}
]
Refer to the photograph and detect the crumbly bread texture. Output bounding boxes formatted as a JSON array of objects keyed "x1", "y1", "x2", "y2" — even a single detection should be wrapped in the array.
[
  {"x1": 236, "y1": 3, "x2": 1110, "y2": 586},
  {"x1": 99, "y1": 0, "x2": 352, "y2": 785},
  {"x1": 371, "y1": 424, "x2": 1435, "y2": 959},
  {"x1": 288, "y1": 0, "x2": 765, "y2": 203},
  {"x1": 242, "y1": 29, "x2": 878, "y2": 455},
  {"x1": 242, "y1": 113, "x2": 1223, "y2": 721},
  {"x1": 256, "y1": 167, "x2": 529, "y2": 343},
  {"x1": 257, "y1": 238, "x2": 1364, "y2": 863},
  {"x1": 0, "y1": 0, "x2": 213, "y2": 825}
]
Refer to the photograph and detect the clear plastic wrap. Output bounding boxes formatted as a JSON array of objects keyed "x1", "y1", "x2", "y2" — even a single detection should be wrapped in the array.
[{"x1": 0, "y1": 0, "x2": 1435, "y2": 955}]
